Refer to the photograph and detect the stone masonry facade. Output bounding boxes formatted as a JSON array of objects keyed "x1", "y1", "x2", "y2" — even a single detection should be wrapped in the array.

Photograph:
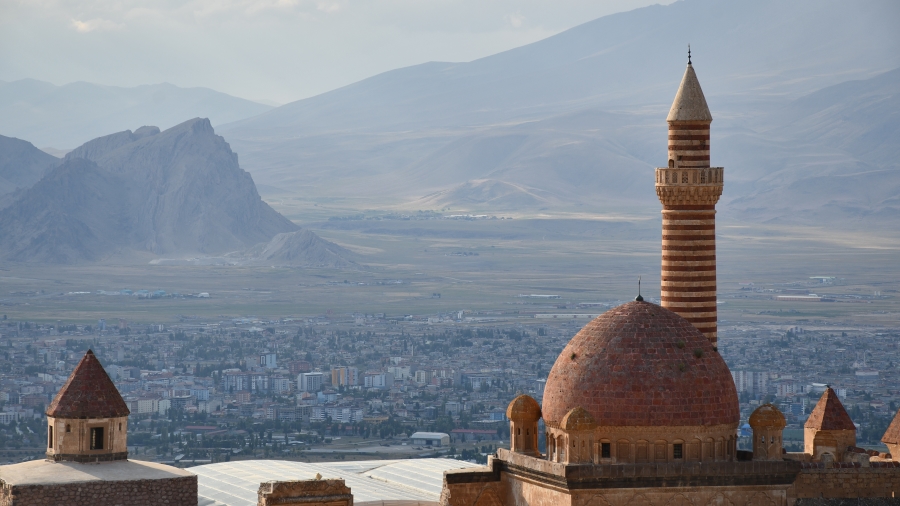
[
  {"x1": 441, "y1": 450, "x2": 900, "y2": 506},
  {"x1": 791, "y1": 462, "x2": 900, "y2": 501},
  {"x1": 0, "y1": 475, "x2": 197, "y2": 506}
]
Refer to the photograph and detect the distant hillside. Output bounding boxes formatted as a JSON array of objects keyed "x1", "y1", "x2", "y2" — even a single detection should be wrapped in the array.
[
  {"x1": 413, "y1": 179, "x2": 556, "y2": 210},
  {"x1": 237, "y1": 230, "x2": 360, "y2": 269},
  {"x1": 719, "y1": 67, "x2": 900, "y2": 229},
  {"x1": 0, "y1": 80, "x2": 272, "y2": 149},
  {"x1": 0, "y1": 119, "x2": 298, "y2": 263},
  {"x1": 219, "y1": 0, "x2": 900, "y2": 229},
  {"x1": 0, "y1": 135, "x2": 59, "y2": 195}
]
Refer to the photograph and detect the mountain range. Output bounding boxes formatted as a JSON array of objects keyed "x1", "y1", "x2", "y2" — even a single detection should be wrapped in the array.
[
  {"x1": 0, "y1": 119, "x2": 350, "y2": 264},
  {"x1": 0, "y1": 135, "x2": 59, "y2": 195},
  {"x1": 0, "y1": 80, "x2": 272, "y2": 150},
  {"x1": 217, "y1": 0, "x2": 900, "y2": 229}
]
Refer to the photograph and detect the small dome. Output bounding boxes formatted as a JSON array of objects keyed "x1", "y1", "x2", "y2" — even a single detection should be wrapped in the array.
[
  {"x1": 506, "y1": 394, "x2": 541, "y2": 422},
  {"x1": 542, "y1": 301, "x2": 739, "y2": 428},
  {"x1": 749, "y1": 404, "x2": 786, "y2": 429},
  {"x1": 560, "y1": 407, "x2": 596, "y2": 431}
]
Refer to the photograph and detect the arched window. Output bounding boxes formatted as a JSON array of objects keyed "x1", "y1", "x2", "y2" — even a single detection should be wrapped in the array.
[
  {"x1": 617, "y1": 440, "x2": 631, "y2": 462},
  {"x1": 668, "y1": 159, "x2": 674, "y2": 168},
  {"x1": 655, "y1": 441, "x2": 667, "y2": 461}
]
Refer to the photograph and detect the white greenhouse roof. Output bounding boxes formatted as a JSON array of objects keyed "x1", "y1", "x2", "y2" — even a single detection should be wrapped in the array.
[
  {"x1": 190, "y1": 458, "x2": 480, "y2": 506},
  {"x1": 409, "y1": 432, "x2": 450, "y2": 439}
]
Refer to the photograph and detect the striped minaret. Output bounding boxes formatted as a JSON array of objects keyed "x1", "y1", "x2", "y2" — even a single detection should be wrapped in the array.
[{"x1": 656, "y1": 53, "x2": 723, "y2": 347}]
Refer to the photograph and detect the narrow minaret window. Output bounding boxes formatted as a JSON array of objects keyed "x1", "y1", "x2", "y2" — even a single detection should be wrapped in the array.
[{"x1": 655, "y1": 51, "x2": 724, "y2": 347}]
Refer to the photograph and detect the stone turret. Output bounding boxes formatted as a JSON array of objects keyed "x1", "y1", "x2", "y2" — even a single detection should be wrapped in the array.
[
  {"x1": 507, "y1": 394, "x2": 541, "y2": 457},
  {"x1": 881, "y1": 407, "x2": 900, "y2": 460},
  {"x1": 749, "y1": 404, "x2": 786, "y2": 461},
  {"x1": 804, "y1": 387, "x2": 856, "y2": 462},
  {"x1": 45, "y1": 350, "x2": 130, "y2": 463},
  {"x1": 656, "y1": 52, "x2": 724, "y2": 346},
  {"x1": 558, "y1": 407, "x2": 596, "y2": 464}
]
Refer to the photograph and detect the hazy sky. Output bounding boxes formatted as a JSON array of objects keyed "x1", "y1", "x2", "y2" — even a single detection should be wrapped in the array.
[{"x1": 0, "y1": 0, "x2": 672, "y2": 105}]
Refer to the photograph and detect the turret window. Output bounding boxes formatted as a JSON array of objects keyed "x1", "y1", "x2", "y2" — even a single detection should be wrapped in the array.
[
  {"x1": 48, "y1": 426, "x2": 53, "y2": 448},
  {"x1": 668, "y1": 159, "x2": 674, "y2": 168},
  {"x1": 90, "y1": 427, "x2": 104, "y2": 450}
]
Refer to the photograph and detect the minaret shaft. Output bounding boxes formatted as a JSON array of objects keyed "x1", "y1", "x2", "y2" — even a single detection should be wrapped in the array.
[{"x1": 657, "y1": 61, "x2": 722, "y2": 347}]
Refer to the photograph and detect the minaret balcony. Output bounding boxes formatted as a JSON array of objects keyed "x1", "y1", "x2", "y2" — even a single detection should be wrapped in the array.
[
  {"x1": 655, "y1": 167, "x2": 724, "y2": 186},
  {"x1": 655, "y1": 167, "x2": 724, "y2": 207}
]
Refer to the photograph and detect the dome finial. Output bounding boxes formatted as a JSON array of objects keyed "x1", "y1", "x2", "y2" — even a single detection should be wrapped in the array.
[
  {"x1": 687, "y1": 44, "x2": 692, "y2": 65},
  {"x1": 635, "y1": 276, "x2": 644, "y2": 301}
]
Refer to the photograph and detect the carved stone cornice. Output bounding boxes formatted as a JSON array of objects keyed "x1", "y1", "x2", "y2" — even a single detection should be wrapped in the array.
[
  {"x1": 655, "y1": 167, "x2": 724, "y2": 207},
  {"x1": 656, "y1": 184, "x2": 723, "y2": 207}
]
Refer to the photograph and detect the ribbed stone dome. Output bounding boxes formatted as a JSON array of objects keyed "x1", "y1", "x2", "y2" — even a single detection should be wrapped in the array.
[
  {"x1": 750, "y1": 403, "x2": 787, "y2": 429},
  {"x1": 542, "y1": 301, "x2": 739, "y2": 428}
]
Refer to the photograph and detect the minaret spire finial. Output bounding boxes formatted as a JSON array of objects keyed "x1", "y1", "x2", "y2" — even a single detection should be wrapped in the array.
[
  {"x1": 635, "y1": 276, "x2": 644, "y2": 302},
  {"x1": 688, "y1": 44, "x2": 692, "y2": 65}
]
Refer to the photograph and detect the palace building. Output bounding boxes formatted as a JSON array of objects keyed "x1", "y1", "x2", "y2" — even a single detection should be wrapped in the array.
[
  {"x1": 438, "y1": 56, "x2": 900, "y2": 506},
  {"x1": 2, "y1": 55, "x2": 900, "y2": 506}
]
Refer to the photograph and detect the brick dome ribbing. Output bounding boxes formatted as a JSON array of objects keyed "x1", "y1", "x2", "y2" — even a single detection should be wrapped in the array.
[{"x1": 542, "y1": 301, "x2": 739, "y2": 427}]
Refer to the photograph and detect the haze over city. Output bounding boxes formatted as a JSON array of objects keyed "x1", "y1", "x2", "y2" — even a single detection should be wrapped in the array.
[{"x1": 0, "y1": 1, "x2": 898, "y2": 505}]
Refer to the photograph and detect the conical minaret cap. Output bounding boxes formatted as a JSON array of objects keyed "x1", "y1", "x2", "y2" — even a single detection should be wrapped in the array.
[{"x1": 667, "y1": 63, "x2": 712, "y2": 123}]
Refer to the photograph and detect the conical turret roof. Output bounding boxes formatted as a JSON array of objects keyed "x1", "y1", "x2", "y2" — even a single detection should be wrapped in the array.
[
  {"x1": 667, "y1": 63, "x2": 712, "y2": 123},
  {"x1": 882, "y1": 408, "x2": 900, "y2": 444},
  {"x1": 46, "y1": 349, "x2": 130, "y2": 419},
  {"x1": 805, "y1": 387, "x2": 855, "y2": 431}
]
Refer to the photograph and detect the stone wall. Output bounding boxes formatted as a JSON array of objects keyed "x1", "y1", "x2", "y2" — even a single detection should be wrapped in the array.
[
  {"x1": 441, "y1": 461, "x2": 504, "y2": 506},
  {"x1": 258, "y1": 478, "x2": 352, "y2": 506},
  {"x1": 790, "y1": 462, "x2": 900, "y2": 501},
  {"x1": 0, "y1": 475, "x2": 196, "y2": 506},
  {"x1": 795, "y1": 500, "x2": 900, "y2": 505}
]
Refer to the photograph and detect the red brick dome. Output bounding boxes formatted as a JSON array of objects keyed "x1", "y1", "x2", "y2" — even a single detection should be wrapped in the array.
[{"x1": 542, "y1": 301, "x2": 739, "y2": 428}]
